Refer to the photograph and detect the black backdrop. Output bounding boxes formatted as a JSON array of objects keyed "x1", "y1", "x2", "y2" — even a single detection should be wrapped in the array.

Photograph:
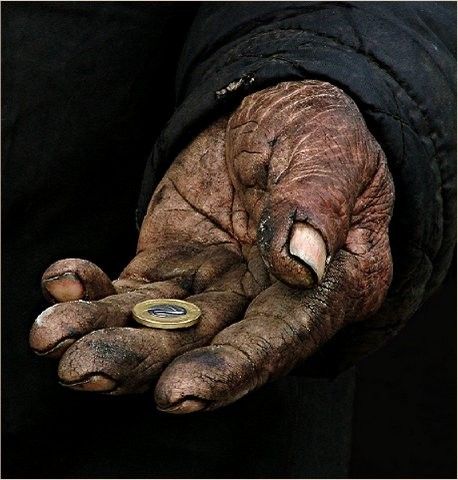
[{"x1": 3, "y1": 3, "x2": 456, "y2": 478}]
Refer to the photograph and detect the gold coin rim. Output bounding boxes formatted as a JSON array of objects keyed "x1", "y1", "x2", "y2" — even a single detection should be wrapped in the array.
[{"x1": 132, "y1": 299, "x2": 201, "y2": 330}]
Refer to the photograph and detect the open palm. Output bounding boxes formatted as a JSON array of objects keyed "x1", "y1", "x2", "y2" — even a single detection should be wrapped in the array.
[{"x1": 30, "y1": 81, "x2": 394, "y2": 413}]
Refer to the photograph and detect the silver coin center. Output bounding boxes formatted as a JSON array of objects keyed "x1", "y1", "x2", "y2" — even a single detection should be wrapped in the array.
[{"x1": 147, "y1": 304, "x2": 187, "y2": 318}]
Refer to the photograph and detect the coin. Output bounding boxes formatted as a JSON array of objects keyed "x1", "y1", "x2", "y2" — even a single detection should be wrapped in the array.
[{"x1": 132, "y1": 299, "x2": 202, "y2": 330}]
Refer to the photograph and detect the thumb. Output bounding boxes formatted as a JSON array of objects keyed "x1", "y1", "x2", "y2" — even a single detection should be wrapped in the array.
[{"x1": 226, "y1": 80, "x2": 383, "y2": 288}]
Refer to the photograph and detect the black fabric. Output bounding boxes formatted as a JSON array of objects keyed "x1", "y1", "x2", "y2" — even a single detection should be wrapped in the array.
[
  {"x1": 5, "y1": 372, "x2": 355, "y2": 478},
  {"x1": 138, "y1": 1, "x2": 457, "y2": 375},
  {"x1": 350, "y1": 259, "x2": 456, "y2": 478}
]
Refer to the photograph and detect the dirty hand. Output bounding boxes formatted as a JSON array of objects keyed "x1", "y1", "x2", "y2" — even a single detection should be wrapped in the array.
[{"x1": 30, "y1": 81, "x2": 394, "y2": 413}]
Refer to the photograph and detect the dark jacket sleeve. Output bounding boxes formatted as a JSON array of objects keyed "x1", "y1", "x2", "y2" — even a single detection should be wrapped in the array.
[{"x1": 137, "y1": 1, "x2": 456, "y2": 375}]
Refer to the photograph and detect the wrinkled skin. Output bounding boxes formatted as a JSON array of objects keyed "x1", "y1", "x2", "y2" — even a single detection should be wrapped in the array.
[{"x1": 29, "y1": 81, "x2": 394, "y2": 413}]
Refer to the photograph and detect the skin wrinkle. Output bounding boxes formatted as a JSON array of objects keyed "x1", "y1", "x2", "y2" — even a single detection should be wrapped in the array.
[
  {"x1": 30, "y1": 80, "x2": 394, "y2": 410},
  {"x1": 168, "y1": 178, "x2": 229, "y2": 238}
]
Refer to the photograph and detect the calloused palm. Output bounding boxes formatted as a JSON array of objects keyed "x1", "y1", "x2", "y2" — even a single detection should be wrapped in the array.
[{"x1": 30, "y1": 81, "x2": 394, "y2": 413}]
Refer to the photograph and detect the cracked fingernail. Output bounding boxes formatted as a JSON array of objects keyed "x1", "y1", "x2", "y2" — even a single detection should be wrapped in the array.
[
  {"x1": 157, "y1": 398, "x2": 207, "y2": 414},
  {"x1": 32, "y1": 338, "x2": 76, "y2": 358},
  {"x1": 59, "y1": 374, "x2": 117, "y2": 392},
  {"x1": 289, "y1": 223, "x2": 327, "y2": 284},
  {"x1": 43, "y1": 272, "x2": 85, "y2": 302}
]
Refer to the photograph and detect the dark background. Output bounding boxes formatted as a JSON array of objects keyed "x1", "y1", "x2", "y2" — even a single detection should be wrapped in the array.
[{"x1": 2, "y1": 3, "x2": 456, "y2": 478}]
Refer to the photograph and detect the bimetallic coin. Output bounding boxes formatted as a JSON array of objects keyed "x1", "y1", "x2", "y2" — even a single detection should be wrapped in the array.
[{"x1": 132, "y1": 299, "x2": 201, "y2": 329}]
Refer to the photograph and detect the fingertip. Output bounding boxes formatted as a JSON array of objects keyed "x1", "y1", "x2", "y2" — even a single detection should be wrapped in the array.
[
  {"x1": 41, "y1": 258, "x2": 116, "y2": 303},
  {"x1": 56, "y1": 327, "x2": 162, "y2": 395},
  {"x1": 155, "y1": 345, "x2": 253, "y2": 413},
  {"x1": 29, "y1": 304, "x2": 70, "y2": 356},
  {"x1": 29, "y1": 301, "x2": 98, "y2": 358},
  {"x1": 42, "y1": 272, "x2": 85, "y2": 303}
]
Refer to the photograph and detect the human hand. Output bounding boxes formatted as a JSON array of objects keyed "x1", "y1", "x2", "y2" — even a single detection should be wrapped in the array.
[{"x1": 29, "y1": 80, "x2": 394, "y2": 413}]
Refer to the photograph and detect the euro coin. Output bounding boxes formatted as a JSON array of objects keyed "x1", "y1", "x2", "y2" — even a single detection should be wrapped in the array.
[{"x1": 132, "y1": 299, "x2": 201, "y2": 330}]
